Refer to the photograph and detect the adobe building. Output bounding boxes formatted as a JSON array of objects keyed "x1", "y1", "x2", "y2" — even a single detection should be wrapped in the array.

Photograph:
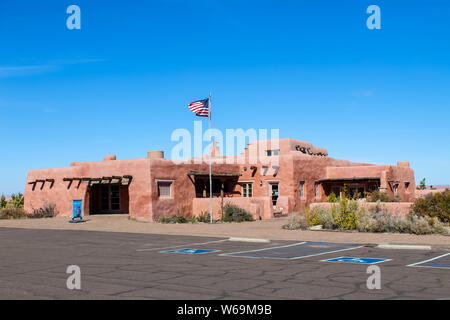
[{"x1": 24, "y1": 138, "x2": 416, "y2": 221}]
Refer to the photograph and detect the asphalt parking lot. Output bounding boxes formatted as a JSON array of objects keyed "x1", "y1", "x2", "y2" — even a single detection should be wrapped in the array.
[{"x1": 0, "y1": 227, "x2": 449, "y2": 299}]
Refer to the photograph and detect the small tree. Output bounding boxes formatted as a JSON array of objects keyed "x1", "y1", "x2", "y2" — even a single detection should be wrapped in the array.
[
  {"x1": 7, "y1": 193, "x2": 24, "y2": 209},
  {"x1": 0, "y1": 195, "x2": 7, "y2": 208},
  {"x1": 327, "y1": 192, "x2": 338, "y2": 203},
  {"x1": 417, "y1": 178, "x2": 426, "y2": 190}
]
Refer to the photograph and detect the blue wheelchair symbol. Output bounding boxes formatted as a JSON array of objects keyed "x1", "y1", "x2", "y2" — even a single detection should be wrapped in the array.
[
  {"x1": 162, "y1": 248, "x2": 220, "y2": 255},
  {"x1": 323, "y1": 257, "x2": 390, "y2": 264}
]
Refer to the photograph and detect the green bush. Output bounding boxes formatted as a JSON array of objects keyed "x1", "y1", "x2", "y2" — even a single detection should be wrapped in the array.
[
  {"x1": 2, "y1": 193, "x2": 25, "y2": 209},
  {"x1": 366, "y1": 190, "x2": 400, "y2": 203},
  {"x1": 222, "y1": 203, "x2": 254, "y2": 222},
  {"x1": 196, "y1": 211, "x2": 211, "y2": 223},
  {"x1": 416, "y1": 178, "x2": 427, "y2": 190},
  {"x1": 327, "y1": 192, "x2": 338, "y2": 203},
  {"x1": 0, "y1": 195, "x2": 7, "y2": 208},
  {"x1": 158, "y1": 215, "x2": 194, "y2": 223},
  {"x1": 332, "y1": 193, "x2": 359, "y2": 230},
  {"x1": 304, "y1": 207, "x2": 336, "y2": 229},
  {"x1": 410, "y1": 189, "x2": 450, "y2": 223}
]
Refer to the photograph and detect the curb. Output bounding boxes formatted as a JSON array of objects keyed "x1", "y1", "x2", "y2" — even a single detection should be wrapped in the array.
[
  {"x1": 228, "y1": 237, "x2": 271, "y2": 243},
  {"x1": 376, "y1": 244, "x2": 432, "y2": 250}
]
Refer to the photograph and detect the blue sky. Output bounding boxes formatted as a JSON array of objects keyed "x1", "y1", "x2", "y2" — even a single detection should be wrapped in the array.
[{"x1": 0, "y1": 0, "x2": 449, "y2": 194}]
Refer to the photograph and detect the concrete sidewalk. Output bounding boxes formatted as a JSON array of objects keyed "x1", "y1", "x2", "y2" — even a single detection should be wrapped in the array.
[{"x1": 0, "y1": 215, "x2": 449, "y2": 249}]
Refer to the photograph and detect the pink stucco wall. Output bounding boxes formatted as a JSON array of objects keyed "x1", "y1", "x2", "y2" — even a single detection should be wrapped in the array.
[
  {"x1": 24, "y1": 138, "x2": 418, "y2": 221},
  {"x1": 192, "y1": 197, "x2": 273, "y2": 220}
]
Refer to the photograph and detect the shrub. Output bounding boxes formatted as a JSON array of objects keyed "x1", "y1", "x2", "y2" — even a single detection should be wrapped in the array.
[
  {"x1": 222, "y1": 203, "x2": 254, "y2": 222},
  {"x1": 282, "y1": 214, "x2": 308, "y2": 230},
  {"x1": 158, "y1": 216, "x2": 176, "y2": 223},
  {"x1": 333, "y1": 193, "x2": 359, "y2": 230},
  {"x1": 356, "y1": 210, "x2": 448, "y2": 235},
  {"x1": 197, "y1": 211, "x2": 211, "y2": 223},
  {"x1": 357, "y1": 210, "x2": 408, "y2": 233},
  {"x1": 0, "y1": 195, "x2": 7, "y2": 208},
  {"x1": 31, "y1": 202, "x2": 58, "y2": 218},
  {"x1": 304, "y1": 207, "x2": 336, "y2": 229},
  {"x1": 158, "y1": 215, "x2": 194, "y2": 223},
  {"x1": 3, "y1": 193, "x2": 25, "y2": 209},
  {"x1": 327, "y1": 192, "x2": 338, "y2": 203},
  {"x1": 367, "y1": 190, "x2": 399, "y2": 203},
  {"x1": 304, "y1": 207, "x2": 322, "y2": 226},
  {"x1": 416, "y1": 178, "x2": 427, "y2": 190},
  {"x1": 0, "y1": 208, "x2": 28, "y2": 219},
  {"x1": 410, "y1": 189, "x2": 450, "y2": 223}
]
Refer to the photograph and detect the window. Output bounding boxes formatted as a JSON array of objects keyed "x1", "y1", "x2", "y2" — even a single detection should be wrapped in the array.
[
  {"x1": 158, "y1": 181, "x2": 172, "y2": 197},
  {"x1": 393, "y1": 184, "x2": 398, "y2": 197},
  {"x1": 241, "y1": 183, "x2": 253, "y2": 198},
  {"x1": 405, "y1": 182, "x2": 410, "y2": 193},
  {"x1": 300, "y1": 181, "x2": 305, "y2": 199},
  {"x1": 315, "y1": 183, "x2": 319, "y2": 198},
  {"x1": 266, "y1": 149, "x2": 279, "y2": 156}
]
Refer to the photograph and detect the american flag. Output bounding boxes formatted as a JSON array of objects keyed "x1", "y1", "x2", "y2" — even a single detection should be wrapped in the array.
[{"x1": 188, "y1": 98, "x2": 210, "y2": 117}]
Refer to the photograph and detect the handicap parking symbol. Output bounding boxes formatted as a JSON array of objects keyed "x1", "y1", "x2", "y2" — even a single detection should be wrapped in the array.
[
  {"x1": 323, "y1": 256, "x2": 390, "y2": 264},
  {"x1": 161, "y1": 248, "x2": 220, "y2": 255}
]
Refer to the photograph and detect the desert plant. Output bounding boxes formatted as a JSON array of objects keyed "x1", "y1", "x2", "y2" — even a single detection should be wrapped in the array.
[
  {"x1": 327, "y1": 192, "x2": 338, "y2": 203},
  {"x1": 332, "y1": 192, "x2": 359, "y2": 230},
  {"x1": 222, "y1": 203, "x2": 254, "y2": 222},
  {"x1": 158, "y1": 214, "x2": 197, "y2": 224},
  {"x1": 416, "y1": 178, "x2": 427, "y2": 190},
  {"x1": 367, "y1": 190, "x2": 399, "y2": 202},
  {"x1": 410, "y1": 189, "x2": 450, "y2": 223},
  {"x1": 0, "y1": 208, "x2": 28, "y2": 219},
  {"x1": 304, "y1": 207, "x2": 322, "y2": 226},
  {"x1": 196, "y1": 211, "x2": 211, "y2": 223},
  {"x1": 282, "y1": 214, "x2": 308, "y2": 230},
  {"x1": 5, "y1": 193, "x2": 24, "y2": 209},
  {"x1": 31, "y1": 202, "x2": 58, "y2": 218},
  {"x1": 0, "y1": 195, "x2": 7, "y2": 208}
]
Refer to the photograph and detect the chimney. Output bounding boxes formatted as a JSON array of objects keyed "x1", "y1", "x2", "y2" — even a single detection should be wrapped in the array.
[
  {"x1": 104, "y1": 155, "x2": 116, "y2": 161},
  {"x1": 147, "y1": 151, "x2": 164, "y2": 159}
]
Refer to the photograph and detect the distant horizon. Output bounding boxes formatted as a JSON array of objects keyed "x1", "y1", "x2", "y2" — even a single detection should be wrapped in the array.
[{"x1": 1, "y1": 1, "x2": 449, "y2": 194}]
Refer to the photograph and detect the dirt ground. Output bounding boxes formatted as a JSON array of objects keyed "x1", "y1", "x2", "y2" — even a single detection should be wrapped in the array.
[{"x1": 0, "y1": 215, "x2": 449, "y2": 249}]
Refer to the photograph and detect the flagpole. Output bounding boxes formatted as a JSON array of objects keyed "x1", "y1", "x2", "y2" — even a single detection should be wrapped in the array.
[{"x1": 208, "y1": 92, "x2": 213, "y2": 223}]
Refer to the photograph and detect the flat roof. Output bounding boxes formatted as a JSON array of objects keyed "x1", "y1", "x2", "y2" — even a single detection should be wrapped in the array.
[{"x1": 317, "y1": 177, "x2": 380, "y2": 183}]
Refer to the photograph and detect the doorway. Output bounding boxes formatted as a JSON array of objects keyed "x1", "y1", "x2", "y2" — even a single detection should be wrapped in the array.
[
  {"x1": 269, "y1": 183, "x2": 279, "y2": 209},
  {"x1": 90, "y1": 184, "x2": 129, "y2": 214}
]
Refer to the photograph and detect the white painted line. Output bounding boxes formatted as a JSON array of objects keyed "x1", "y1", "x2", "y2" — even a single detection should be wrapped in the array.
[
  {"x1": 228, "y1": 237, "x2": 271, "y2": 243},
  {"x1": 377, "y1": 244, "x2": 432, "y2": 250},
  {"x1": 136, "y1": 239, "x2": 228, "y2": 252},
  {"x1": 220, "y1": 242, "x2": 363, "y2": 260},
  {"x1": 287, "y1": 245, "x2": 365, "y2": 260},
  {"x1": 406, "y1": 252, "x2": 450, "y2": 268},
  {"x1": 218, "y1": 242, "x2": 307, "y2": 257}
]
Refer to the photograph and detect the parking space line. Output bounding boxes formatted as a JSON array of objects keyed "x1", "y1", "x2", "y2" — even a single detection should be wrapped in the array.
[
  {"x1": 218, "y1": 242, "x2": 307, "y2": 257},
  {"x1": 287, "y1": 245, "x2": 365, "y2": 260},
  {"x1": 220, "y1": 242, "x2": 364, "y2": 260},
  {"x1": 406, "y1": 252, "x2": 450, "y2": 269},
  {"x1": 136, "y1": 239, "x2": 228, "y2": 252}
]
